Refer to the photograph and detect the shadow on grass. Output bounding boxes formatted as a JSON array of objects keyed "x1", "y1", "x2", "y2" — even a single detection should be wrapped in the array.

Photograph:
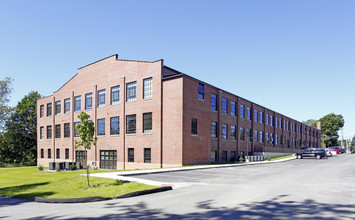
[{"x1": 0, "y1": 182, "x2": 54, "y2": 201}]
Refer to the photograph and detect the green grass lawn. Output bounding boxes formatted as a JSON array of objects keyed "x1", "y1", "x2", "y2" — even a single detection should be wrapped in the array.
[
  {"x1": 0, "y1": 167, "x2": 157, "y2": 200},
  {"x1": 268, "y1": 154, "x2": 295, "y2": 161}
]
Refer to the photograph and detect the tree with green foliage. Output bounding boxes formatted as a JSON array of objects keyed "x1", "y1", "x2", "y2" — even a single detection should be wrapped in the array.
[
  {"x1": 74, "y1": 111, "x2": 97, "y2": 188},
  {"x1": 302, "y1": 119, "x2": 318, "y2": 129},
  {"x1": 319, "y1": 113, "x2": 344, "y2": 147},
  {"x1": 351, "y1": 135, "x2": 355, "y2": 154},
  {"x1": 0, "y1": 77, "x2": 13, "y2": 131},
  {"x1": 0, "y1": 91, "x2": 41, "y2": 165}
]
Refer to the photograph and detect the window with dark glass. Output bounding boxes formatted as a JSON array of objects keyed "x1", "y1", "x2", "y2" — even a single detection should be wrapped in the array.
[
  {"x1": 100, "y1": 150, "x2": 117, "y2": 169},
  {"x1": 126, "y1": 81, "x2": 137, "y2": 102},
  {"x1": 74, "y1": 96, "x2": 81, "y2": 111},
  {"x1": 279, "y1": 118, "x2": 282, "y2": 128},
  {"x1": 65, "y1": 148, "x2": 69, "y2": 160},
  {"x1": 111, "y1": 86, "x2": 120, "y2": 105},
  {"x1": 276, "y1": 117, "x2": 278, "y2": 127},
  {"x1": 254, "y1": 110, "x2": 258, "y2": 122},
  {"x1": 40, "y1": 105, "x2": 44, "y2": 118},
  {"x1": 126, "y1": 114, "x2": 136, "y2": 134},
  {"x1": 110, "y1": 116, "x2": 119, "y2": 135},
  {"x1": 230, "y1": 151, "x2": 236, "y2": 162},
  {"x1": 211, "y1": 122, "x2": 217, "y2": 138},
  {"x1": 247, "y1": 107, "x2": 251, "y2": 120},
  {"x1": 240, "y1": 104, "x2": 245, "y2": 118},
  {"x1": 56, "y1": 148, "x2": 60, "y2": 159},
  {"x1": 144, "y1": 148, "x2": 151, "y2": 163},
  {"x1": 254, "y1": 130, "x2": 258, "y2": 142},
  {"x1": 211, "y1": 94, "x2": 217, "y2": 111},
  {"x1": 97, "y1": 118, "x2": 105, "y2": 136},
  {"x1": 55, "y1": 124, "x2": 61, "y2": 138},
  {"x1": 47, "y1": 125, "x2": 52, "y2": 139},
  {"x1": 76, "y1": 151, "x2": 87, "y2": 165},
  {"x1": 74, "y1": 122, "x2": 80, "y2": 137},
  {"x1": 41, "y1": 149, "x2": 44, "y2": 158},
  {"x1": 64, "y1": 98, "x2": 70, "y2": 113},
  {"x1": 98, "y1": 89, "x2": 106, "y2": 107},
  {"x1": 231, "y1": 125, "x2": 236, "y2": 140},
  {"x1": 198, "y1": 83, "x2": 204, "y2": 100},
  {"x1": 143, "y1": 113, "x2": 152, "y2": 133},
  {"x1": 222, "y1": 151, "x2": 227, "y2": 162},
  {"x1": 85, "y1": 93, "x2": 92, "y2": 110},
  {"x1": 240, "y1": 127, "x2": 245, "y2": 141},
  {"x1": 40, "y1": 126, "x2": 44, "y2": 139},
  {"x1": 191, "y1": 118, "x2": 198, "y2": 135},
  {"x1": 222, "y1": 98, "x2": 228, "y2": 114},
  {"x1": 143, "y1": 78, "x2": 153, "y2": 100},
  {"x1": 222, "y1": 124, "x2": 228, "y2": 139},
  {"x1": 266, "y1": 132, "x2": 269, "y2": 143},
  {"x1": 231, "y1": 101, "x2": 236, "y2": 116},
  {"x1": 128, "y1": 148, "x2": 134, "y2": 162},
  {"x1": 247, "y1": 128, "x2": 251, "y2": 141},
  {"x1": 64, "y1": 123, "x2": 70, "y2": 138},
  {"x1": 47, "y1": 103, "x2": 52, "y2": 117},
  {"x1": 48, "y1": 149, "x2": 51, "y2": 159},
  {"x1": 271, "y1": 133, "x2": 274, "y2": 143},
  {"x1": 55, "y1": 101, "x2": 61, "y2": 115}
]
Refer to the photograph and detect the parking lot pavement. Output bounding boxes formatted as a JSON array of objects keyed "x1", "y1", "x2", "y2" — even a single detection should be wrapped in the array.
[{"x1": 1, "y1": 154, "x2": 355, "y2": 219}]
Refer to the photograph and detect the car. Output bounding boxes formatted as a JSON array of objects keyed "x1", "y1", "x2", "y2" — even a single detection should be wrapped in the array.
[
  {"x1": 329, "y1": 147, "x2": 340, "y2": 154},
  {"x1": 296, "y1": 148, "x2": 327, "y2": 159},
  {"x1": 324, "y1": 148, "x2": 333, "y2": 157},
  {"x1": 327, "y1": 148, "x2": 338, "y2": 156}
]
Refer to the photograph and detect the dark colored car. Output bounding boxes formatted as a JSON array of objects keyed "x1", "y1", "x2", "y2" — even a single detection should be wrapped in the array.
[{"x1": 296, "y1": 148, "x2": 327, "y2": 159}]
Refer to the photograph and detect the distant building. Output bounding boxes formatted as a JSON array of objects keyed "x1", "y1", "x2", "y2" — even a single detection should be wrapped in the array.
[{"x1": 37, "y1": 55, "x2": 321, "y2": 169}]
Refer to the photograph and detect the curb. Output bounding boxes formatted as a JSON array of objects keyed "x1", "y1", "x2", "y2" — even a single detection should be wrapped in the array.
[{"x1": 34, "y1": 186, "x2": 172, "y2": 204}]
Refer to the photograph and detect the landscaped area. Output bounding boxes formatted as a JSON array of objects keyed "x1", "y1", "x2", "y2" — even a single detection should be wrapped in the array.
[{"x1": 0, "y1": 167, "x2": 157, "y2": 200}]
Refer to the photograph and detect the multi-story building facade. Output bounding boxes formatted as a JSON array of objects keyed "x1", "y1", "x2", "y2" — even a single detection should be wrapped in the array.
[{"x1": 37, "y1": 55, "x2": 321, "y2": 169}]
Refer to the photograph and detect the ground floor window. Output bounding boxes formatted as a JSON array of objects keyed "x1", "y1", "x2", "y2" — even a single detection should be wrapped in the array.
[
  {"x1": 65, "y1": 148, "x2": 69, "y2": 159},
  {"x1": 222, "y1": 151, "x2": 227, "y2": 162},
  {"x1": 230, "y1": 151, "x2": 236, "y2": 162},
  {"x1": 100, "y1": 150, "x2": 117, "y2": 169},
  {"x1": 40, "y1": 149, "x2": 44, "y2": 158},
  {"x1": 48, "y1": 149, "x2": 51, "y2": 159},
  {"x1": 128, "y1": 148, "x2": 134, "y2": 162},
  {"x1": 76, "y1": 151, "x2": 87, "y2": 166},
  {"x1": 144, "y1": 148, "x2": 151, "y2": 163},
  {"x1": 56, "y1": 148, "x2": 60, "y2": 159},
  {"x1": 210, "y1": 151, "x2": 217, "y2": 162}
]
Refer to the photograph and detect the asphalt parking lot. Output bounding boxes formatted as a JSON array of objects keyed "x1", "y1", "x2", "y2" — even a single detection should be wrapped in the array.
[{"x1": 1, "y1": 154, "x2": 355, "y2": 219}]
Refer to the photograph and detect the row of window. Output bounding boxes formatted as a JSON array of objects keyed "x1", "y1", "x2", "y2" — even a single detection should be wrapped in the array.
[
  {"x1": 40, "y1": 148, "x2": 70, "y2": 159},
  {"x1": 39, "y1": 113, "x2": 153, "y2": 139},
  {"x1": 40, "y1": 78, "x2": 153, "y2": 118}
]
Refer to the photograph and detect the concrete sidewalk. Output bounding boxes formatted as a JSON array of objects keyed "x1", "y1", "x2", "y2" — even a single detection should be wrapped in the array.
[{"x1": 90, "y1": 157, "x2": 296, "y2": 187}]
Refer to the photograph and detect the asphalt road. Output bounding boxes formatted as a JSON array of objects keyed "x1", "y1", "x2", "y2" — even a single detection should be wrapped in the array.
[{"x1": 1, "y1": 154, "x2": 355, "y2": 219}]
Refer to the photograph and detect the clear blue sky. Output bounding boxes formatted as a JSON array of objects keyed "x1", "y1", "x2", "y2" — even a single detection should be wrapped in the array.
[{"x1": 1, "y1": 0, "x2": 354, "y2": 139}]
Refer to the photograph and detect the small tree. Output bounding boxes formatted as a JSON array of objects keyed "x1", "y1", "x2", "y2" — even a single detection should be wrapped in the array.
[{"x1": 74, "y1": 111, "x2": 97, "y2": 187}]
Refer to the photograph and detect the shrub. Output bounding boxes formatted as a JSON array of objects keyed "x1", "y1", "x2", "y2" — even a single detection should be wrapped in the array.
[
  {"x1": 55, "y1": 166, "x2": 60, "y2": 172},
  {"x1": 38, "y1": 165, "x2": 44, "y2": 171},
  {"x1": 69, "y1": 164, "x2": 77, "y2": 170}
]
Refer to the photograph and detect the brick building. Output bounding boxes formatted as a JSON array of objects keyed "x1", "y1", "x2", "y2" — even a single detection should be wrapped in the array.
[{"x1": 37, "y1": 55, "x2": 321, "y2": 169}]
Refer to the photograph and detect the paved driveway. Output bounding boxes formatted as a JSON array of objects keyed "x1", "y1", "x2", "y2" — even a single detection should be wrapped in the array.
[{"x1": 1, "y1": 155, "x2": 355, "y2": 219}]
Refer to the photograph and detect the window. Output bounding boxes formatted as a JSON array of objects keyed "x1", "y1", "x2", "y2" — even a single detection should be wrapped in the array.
[
  {"x1": 100, "y1": 150, "x2": 117, "y2": 170},
  {"x1": 230, "y1": 151, "x2": 236, "y2": 162},
  {"x1": 126, "y1": 114, "x2": 136, "y2": 134},
  {"x1": 111, "y1": 86, "x2": 120, "y2": 105},
  {"x1": 47, "y1": 125, "x2": 52, "y2": 139},
  {"x1": 74, "y1": 122, "x2": 80, "y2": 137},
  {"x1": 260, "y1": 131, "x2": 263, "y2": 143},
  {"x1": 40, "y1": 126, "x2": 44, "y2": 139},
  {"x1": 191, "y1": 118, "x2": 198, "y2": 135},
  {"x1": 48, "y1": 149, "x2": 51, "y2": 159},
  {"x1": 74, "y1": 96, "x2": 81, "y2": 111},
  {"x1": 279, "y1": 118, "x2": 282, "y2": 128},
  {"x1": 254, "y1": 130, "x2": 258, "y2": 142},
  {"x1": 143, "y1": 113, "x2": 152, "y2": 133},
  {"x1": 198, "y1": 83, "x2": 204, "y2": 100},
  {"x1": 128, "y1": 148, "x2": 134, "y2": 162},
  {"x1": 211, "y1": 122, "x2": 217, "y2": 138},
  {"x1": 55, "y1": 124, "x2": 61, "y2": 138},
  {"x1": 40, "y1": 105, "x2": 44, "y2": 118},
  {"x1": 247, "y1": 128, "x2": 251, "y2": 141},
  {"x1": 240, "y1": 104, "x2": 245, "y2": 118},
  {"x1": 222, "y1": 151, "x2": 227, "y2": 162},
  {"x1": 266, "y1": 132, "x2": 269, "y2": 143},
  {"x1": 47, "y1": 103, "x2": 52, "y2": 117},
  {"x1": 231, "y1": 125, "x2": 236, "y2": 140},
  {"x1": 276, "y1": 134, "x2": 278, "y2": 144},
  {"x1": 271, "y1": 133, "x2": 274, "y2": 144},
  {"x1": 110, "y1": 117, "x2": 120, "y2": 135},
  {"x1": 40, "y1": 149, "x2": 44, "y2": 158},
  {"x1": 98, "y1": 89, "x2": 106, "y2": 107},
  {"x1": 143, "y1": 78, "x2": 153, "y2": 100},
  {"x1": 126, "y1": 81, "x2": 137, "y2": 102},
  {"x1": 211, "y1": 94, "x2": 217, "y2": 111},
  {"x1": 64, "y1": 98, "x2": 70, "y2": 113},
  {"x1": 85, "y1": 93, "x2": 92, "y2": 110},
  {"x1": 254, "y1": 110, "x2": 258, "y2": 122},
  {"x1": 97, "y1": 118, "x2": 105, "y2": 136},
  {"x1": 55, "y1": 101, "x2": 61, "y2": 115},
  {"x1": 56, "y1": 148, "x2": 60, "y2": 159},
  {"x1": 266, "y1": 114, "x2": 269, "y2": 125},
  {"x1": 240, "y1": 127, "x2": 245, "y2": 141},
  {"x1": 222, "y1": 98, "x2": 228, "y2": 114},
  {"x1": 247, "y1": 107, "x2": 251, "y2": 120},
  {"x1": 260, "y1": 112, "x2": 263, "y2": 123},
  {"x1": 144, "y1": 148, "x2": 151, "y2": 163},
  {"x1": 65, "y1": 148, "x2": 69, "y2": 160},
  {"x1": 64, "y1": 123, "x2": 70, "y2": 138},
  {"x1": 270, "y1": 116, "x2": 274, "y2": 126},
  {"x1": 76, "y1": 151, "x2": 87, "y2": 165},
  {"x1": 276, "y1": 117, "x2": 278, "y2": 127},
  {"x1": 231, "y1": 101, "x2": 236, "y2": 116},
  {"x1": 222, "y1": 124, "x2": 228, "y2": 139}
]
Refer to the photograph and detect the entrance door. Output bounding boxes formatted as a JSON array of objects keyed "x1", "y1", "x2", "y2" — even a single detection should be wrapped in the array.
[{"x1": 100, "y1": 150, "x2": 117, "y2": 169}]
